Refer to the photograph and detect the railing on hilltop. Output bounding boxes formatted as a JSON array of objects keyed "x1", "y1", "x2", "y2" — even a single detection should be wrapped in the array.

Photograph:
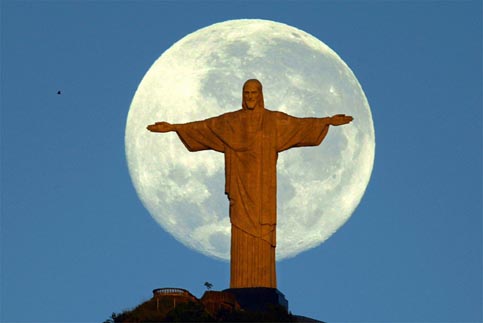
[
  {"x1": 152, "y1": 288, "x2": 198, "y2": 311},
  {"x1": 152, "y1": 288, "x2": 196, "y2": 300}
]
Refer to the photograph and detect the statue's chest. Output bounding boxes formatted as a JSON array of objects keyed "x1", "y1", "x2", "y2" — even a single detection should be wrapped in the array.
[{"x1": 230, "y1": 112, "x2": 277, "y2": 152}]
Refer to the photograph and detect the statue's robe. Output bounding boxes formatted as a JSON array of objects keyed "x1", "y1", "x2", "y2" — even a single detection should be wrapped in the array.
[{"x1": 175, "y1": 108, "x2": 331, "y2": 288}]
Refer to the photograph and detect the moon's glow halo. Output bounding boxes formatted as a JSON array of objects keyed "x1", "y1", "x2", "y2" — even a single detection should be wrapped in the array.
[{"x1": 125, "y1": 19, "x2": 375, "y2": 261}]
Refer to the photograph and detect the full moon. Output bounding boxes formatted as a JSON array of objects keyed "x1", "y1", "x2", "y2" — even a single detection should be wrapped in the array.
[{"x1": 125, "y1": 19, "x2": 375, "y2": 261}]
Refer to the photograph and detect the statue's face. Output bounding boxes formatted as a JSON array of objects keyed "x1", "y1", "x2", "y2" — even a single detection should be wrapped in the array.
[{"x1": 243, "y1": 82, "x2": 261, "y2": 110}]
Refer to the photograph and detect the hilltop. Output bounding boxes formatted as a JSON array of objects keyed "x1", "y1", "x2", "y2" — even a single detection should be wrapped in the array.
[{"x1": 104, "y1": 288, "x2": 322, "y2": 322}]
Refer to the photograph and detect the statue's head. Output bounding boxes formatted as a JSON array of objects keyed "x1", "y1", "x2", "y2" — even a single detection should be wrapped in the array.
[{"x1": 242, "y1": 79, "x2": 264, "y2": 110}]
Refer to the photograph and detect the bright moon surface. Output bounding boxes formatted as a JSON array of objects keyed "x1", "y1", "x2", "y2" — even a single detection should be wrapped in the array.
[{"x1": 125, "y1": 19, "x2": 375, "y2": 261}]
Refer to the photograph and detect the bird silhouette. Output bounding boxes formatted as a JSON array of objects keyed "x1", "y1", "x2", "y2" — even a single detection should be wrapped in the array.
[{"x1": 57, "y1": 90, "x2": 62, "y2": 95}]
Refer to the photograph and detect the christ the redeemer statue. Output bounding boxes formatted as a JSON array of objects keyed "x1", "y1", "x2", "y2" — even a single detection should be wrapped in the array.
[{"x1": 147, "y1": 79, "x2": 353, "y2": 289}]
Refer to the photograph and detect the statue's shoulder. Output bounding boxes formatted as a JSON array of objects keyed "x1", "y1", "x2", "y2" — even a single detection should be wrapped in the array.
[
  {"x1": 223, "y1": 109, "x2": 243, "y2": 118},
  {"x1": 217, "y1": 110, "x2": 243, "y2": 123},
  {"x1": 265, "y1": 109, "x2": 291, "y2": 120},
  {"x1": 215, "y1": 109, "x2": 291, "y2": 120},
  {"x1": 207, "y1": 110, "x2": 241, "y2": 122}
]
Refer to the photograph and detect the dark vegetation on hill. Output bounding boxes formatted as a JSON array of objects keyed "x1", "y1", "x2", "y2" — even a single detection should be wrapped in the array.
[{"x1": 104, "y1": 297, "x2": 298, "y2": 322}]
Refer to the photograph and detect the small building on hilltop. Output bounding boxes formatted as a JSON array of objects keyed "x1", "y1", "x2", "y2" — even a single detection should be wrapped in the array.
[
  {"x1": 152, "y1": 287, "x2": 198, "y2": 311},
  {"x1": 200, "y1": 290, "x2": 241, "y2": 316}
]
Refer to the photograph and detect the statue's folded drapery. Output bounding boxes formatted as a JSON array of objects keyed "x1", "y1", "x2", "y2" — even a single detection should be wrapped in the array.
[{"x1": 175, "y1": 108, "x2": 331, "y2": 288}]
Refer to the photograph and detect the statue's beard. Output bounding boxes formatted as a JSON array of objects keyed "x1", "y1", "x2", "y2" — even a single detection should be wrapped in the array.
[
  {"x1": 243, "y1": 100, "x2": 264, "y2": 111},
  {"x1": 242, "y1": 92, "x2": 264, "y2": 110}
]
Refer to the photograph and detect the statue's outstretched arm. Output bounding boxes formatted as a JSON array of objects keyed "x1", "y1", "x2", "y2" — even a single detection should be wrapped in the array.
[
  {"x1": 147, "y1": 122, "x2": 176, "y2": 133},
  {"x1": 329, "y1": 114, "x2": 353, "y2": 126},
  {"x1": 147, "y1": 118, "x2": 225, "y2": 153}
]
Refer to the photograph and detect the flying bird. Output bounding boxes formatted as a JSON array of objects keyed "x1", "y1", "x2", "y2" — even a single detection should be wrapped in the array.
[{"x1": 57, "y1": 90, "x2": 62, "y2": 95}]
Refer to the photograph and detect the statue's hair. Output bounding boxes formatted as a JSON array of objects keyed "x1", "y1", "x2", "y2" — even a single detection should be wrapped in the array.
[
  {"x1": 243, "y1": 79, "x2": 262, "y2": 90},
  {"x1": 242, "y1": 79, "x2": 264, "y2": 110}
]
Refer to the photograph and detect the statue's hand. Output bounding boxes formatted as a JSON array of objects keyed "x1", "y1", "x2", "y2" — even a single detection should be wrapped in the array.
[
  {"x1": 330, "y1": 114, "x2": 353, "y2": 126},
  {"x1": 147, "y1": 122, "x2": 175, "y2": 132}
]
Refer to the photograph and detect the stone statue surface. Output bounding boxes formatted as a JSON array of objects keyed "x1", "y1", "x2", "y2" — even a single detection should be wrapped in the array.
[{"x1": 147, "y1": 79, "x2": 353, "y2": 288}]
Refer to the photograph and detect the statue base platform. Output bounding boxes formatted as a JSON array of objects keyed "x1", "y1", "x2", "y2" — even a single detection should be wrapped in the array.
[{"x1": 223, "y1": 287, "x2": 288, "y2": 312}]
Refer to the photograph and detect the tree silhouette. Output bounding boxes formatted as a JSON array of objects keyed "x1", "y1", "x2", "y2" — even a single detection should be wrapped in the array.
[{"x1": 204, "y1": 282, "x2": 213, "y2": 290}]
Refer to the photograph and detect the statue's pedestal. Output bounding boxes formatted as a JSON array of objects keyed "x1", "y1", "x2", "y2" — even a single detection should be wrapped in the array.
[{"x1": 223, "y1": 287, "x2": 288, "y2": 312}]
